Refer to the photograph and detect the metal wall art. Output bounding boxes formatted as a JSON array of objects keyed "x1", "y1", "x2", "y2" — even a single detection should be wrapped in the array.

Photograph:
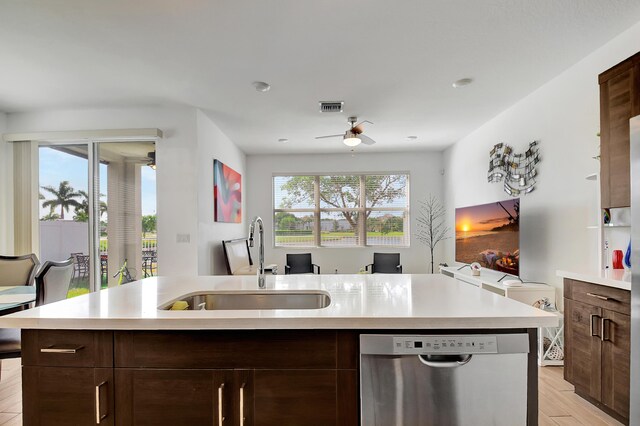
[{"x1": 488, "y1": 141, "x2": 540, "y2": 196}]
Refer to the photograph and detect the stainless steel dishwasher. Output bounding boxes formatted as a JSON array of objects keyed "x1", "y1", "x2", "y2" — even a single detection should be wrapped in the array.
[{"x1": 360, "y1": 334, "x2": 529, "y2": 426}]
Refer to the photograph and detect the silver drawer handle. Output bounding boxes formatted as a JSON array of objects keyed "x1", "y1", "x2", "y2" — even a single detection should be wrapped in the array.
[
  {"x1": 240, "y1": 382, "x2": 246, "y2": 426},
  {"x1": 586, "y1": 292, "x2": 613, "y2": 301},
  {"x1": 40, "y1": 345, "x2": 84, "y2": 354},
  {"x1": 95, "y1": 381, "x2": 107, "y2": 424},
  {"x1": 218, "y1": 383, "x2": 225, "y2": 426}
]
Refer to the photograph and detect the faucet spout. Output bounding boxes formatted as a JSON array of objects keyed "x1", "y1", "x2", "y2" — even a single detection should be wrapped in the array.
[{"x1": 250, "y1": 216, "x2": 265, "y2": 288}]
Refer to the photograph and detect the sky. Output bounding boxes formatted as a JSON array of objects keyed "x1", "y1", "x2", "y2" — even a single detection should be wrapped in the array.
[
  {"x1": 455, "y1": 199, "x2": 518, "y2": 232},
  {"x1": 39, "y1": 147, "x2": 156, "y2": 219}
]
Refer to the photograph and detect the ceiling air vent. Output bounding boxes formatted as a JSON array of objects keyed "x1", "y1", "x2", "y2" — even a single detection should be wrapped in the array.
[{"x1": 319, "y1": 101, "x2": 344, "y2": 113}]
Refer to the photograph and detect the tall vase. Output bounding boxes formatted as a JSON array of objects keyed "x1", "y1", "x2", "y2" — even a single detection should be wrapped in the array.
[{"x1": 624, "y1": 240, "x2": 631, "y2": 268}]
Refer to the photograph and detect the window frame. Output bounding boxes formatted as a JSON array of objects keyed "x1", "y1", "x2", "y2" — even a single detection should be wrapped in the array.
[{"x1": 273, "y1": 172, "x2": 410, "y2": 248}]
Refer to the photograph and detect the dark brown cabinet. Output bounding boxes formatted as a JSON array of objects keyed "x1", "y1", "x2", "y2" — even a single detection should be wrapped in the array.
[
  {"x1": 564, "y1": 279, "x2": 630, "y2": 424},
  {"x1": 22, "y1": 329, "x2": 359, "y2": 426},
  {"x1": 21, "y1": 330, "x2": 115, "y2": 425},
  {"x1": 599, "y1": 51, "x2": 640, "y2": 208},
  {"x1": 23, "y1": 366, "x2": 114, "y2": 426}
]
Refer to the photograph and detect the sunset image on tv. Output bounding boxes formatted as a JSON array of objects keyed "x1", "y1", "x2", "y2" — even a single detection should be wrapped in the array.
[{"x1": 455, "y1": 199, "x2": 520, "y2": 276}]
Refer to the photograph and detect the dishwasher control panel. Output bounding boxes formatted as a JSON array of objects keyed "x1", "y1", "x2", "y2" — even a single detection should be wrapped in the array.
[{"x1": 391, "y1": 335, "x2": 498, "y2": 354}]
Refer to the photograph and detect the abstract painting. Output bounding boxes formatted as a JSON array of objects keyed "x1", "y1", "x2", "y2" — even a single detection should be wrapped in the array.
[{"x1": 214, "y1": 159, "x2": 242, "y2": 223}]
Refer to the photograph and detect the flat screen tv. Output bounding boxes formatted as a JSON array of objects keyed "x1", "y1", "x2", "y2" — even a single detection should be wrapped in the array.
[{"x1": 455, "y1": 198, "x2": 520, "y2": 277}]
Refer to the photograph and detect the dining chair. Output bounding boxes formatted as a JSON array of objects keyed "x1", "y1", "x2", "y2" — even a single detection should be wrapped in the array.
[
  {"x1": 285, "y1": 253, "x2": 320, "y2": 275},
  {"x1": 365, "y1": 253, "x2": 403, "y2": 274},
  {"x1": 223, "y1": 238, "x2": 277, "y2": 275},
  {"x1": 35, "y1": 257, "x2": 74, "y2": 306},
  {"x1": 0, "y1": 254, "x2": 40, "y2": 286}
]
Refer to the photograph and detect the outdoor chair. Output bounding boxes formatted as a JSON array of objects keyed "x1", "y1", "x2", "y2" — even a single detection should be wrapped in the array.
[
  {"x1": 0, "y1": 254, "x2": 40, "y2": 286},
  {"x1": 285, "y1": 253, "x2": 320, "y2": 275},
  {"x1": 35, "y1": 257, "x2": 74, "y2": 306},
  {"x1": 70, "y1": 252, "x2": 89, "y2": 279},
  {"x1": 365, "y1": 253, "x2": 403, "y2": 274}
]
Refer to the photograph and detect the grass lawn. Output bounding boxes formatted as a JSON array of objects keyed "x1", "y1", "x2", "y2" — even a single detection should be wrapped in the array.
[{"x1": 276, "y1": 231, "x2": 404, "y2": 244}]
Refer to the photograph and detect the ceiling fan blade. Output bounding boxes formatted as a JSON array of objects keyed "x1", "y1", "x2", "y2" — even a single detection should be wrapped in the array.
[
  {"x1": 353, "y1": 120, "x2": 373, "y2": 134},
  {"x1": 315, "y1": 134, "x2": 343, "y2": 139},
  {"x1": 359, "y1": 134, "x2": 376, "y2": 145}
]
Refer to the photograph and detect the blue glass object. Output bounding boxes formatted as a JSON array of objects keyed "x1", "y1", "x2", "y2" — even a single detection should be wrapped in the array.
[{"x1": 624, "y1": 240, "x2": 631, "y2": 268}]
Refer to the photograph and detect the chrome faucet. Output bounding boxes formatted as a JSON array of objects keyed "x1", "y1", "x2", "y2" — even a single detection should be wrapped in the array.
[{"x1": 249, "y1": 216, "x2": 266, "y2": 289}]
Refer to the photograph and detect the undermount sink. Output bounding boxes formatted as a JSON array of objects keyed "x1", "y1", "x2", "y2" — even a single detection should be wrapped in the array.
[{"x1": 159, "y1": 291, "x2": 331, "y2": 311}]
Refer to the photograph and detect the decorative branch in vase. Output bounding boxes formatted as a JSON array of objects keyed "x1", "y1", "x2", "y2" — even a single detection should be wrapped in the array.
[{"x1": 415, "y1": 195, "x2": 450, "y2": 273}]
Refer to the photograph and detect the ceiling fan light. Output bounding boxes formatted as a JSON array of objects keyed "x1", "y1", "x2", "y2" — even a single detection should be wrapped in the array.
[{"x1": 343, "y1": 137, "x2": 361, "y2": 147}]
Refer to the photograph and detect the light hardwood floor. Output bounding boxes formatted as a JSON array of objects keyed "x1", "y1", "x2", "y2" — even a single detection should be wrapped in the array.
[
  {"x1": 0, "y1": 359, "x2": 624, "y2": 425},
  {"x1": 539, "y1": 366, "x2": 623, "y2": 425}
]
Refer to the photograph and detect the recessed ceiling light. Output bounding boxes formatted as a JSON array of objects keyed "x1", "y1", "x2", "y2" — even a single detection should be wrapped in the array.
[
  {"x1": 406, "y1": 136, "x2": 418, "y2": 141},
  {"x1": 452, "y1": 78, "x2": 473, "y2": 88},
  {"x1": 278, "y1": 138, "x2": 288, "y2": 143},
  {"x1": 252, "y1": 81, "x2": 271, "y2": 92}
]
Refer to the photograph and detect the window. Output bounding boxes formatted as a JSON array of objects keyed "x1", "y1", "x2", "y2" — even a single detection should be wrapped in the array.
[{"x1": 273, "y1": 173, "x2": 409, "y2": 247}]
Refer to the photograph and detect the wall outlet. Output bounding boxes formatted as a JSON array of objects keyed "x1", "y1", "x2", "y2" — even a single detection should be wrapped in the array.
[{"x1": 176, "y1": 233, "x2": 191, "y2": 243}]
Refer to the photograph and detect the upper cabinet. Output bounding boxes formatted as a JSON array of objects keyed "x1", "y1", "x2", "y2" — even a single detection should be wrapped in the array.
[{"x1": 599, "y1": 51, "x2": 640, "y2": 208}]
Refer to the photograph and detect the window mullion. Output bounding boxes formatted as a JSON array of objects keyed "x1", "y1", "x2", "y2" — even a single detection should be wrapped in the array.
[
  {"x1": 314, "y1": 175, "x2": 321, "y2": 247},
  {"x1": 359, "y1": 175, "x2": 366, "y2": 246}
]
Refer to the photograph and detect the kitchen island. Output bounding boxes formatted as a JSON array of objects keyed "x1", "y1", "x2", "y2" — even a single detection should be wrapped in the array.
[{"x1": 0, "y1": 274, "x2": 558, "y2": 426}]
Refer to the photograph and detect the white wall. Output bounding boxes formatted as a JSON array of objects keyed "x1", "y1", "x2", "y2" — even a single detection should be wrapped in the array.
[
  {"x1": 246, "y1": 152, "x2": 444, "y2": 274},
  {"x1": 0, "y1": 112, "x2": 12, "y2": 254},
  {"x1": 196, "y1": 110, "x2": 246, "y2": 275},
  {"x1": 442, "y1": 21, "x2": 640, "y2": 300},
  {"x1": 6, "y1": 106, "x2": 200, "y2": 276}
]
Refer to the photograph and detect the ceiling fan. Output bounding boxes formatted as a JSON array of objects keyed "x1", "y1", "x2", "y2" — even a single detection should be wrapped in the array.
[{"x1": 316, "y1": 116, "x2": 376, "y2": 147}]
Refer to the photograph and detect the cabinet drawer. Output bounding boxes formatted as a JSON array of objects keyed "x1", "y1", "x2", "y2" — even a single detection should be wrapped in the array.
[
  {"x1": 22, "y1": 330, "x2": 113, "y2": 367},
  {"x1": 564, "y1": 279, "x2": 630, "y2": 315},
  {"x1": 115, "y1": 330, "x2": 356, "y2": 369}
]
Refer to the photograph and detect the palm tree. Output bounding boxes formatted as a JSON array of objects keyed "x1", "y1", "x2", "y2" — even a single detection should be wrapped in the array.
[
  {"x1": 41, "y1": 181, "x2": 82, "y2": 220},
  {"x1": 74, "y1": 190, "x2": 108, "y2": 222}
]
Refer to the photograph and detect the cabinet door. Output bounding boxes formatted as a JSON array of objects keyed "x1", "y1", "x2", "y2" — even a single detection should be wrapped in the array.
[
  {"x1": 115, "y1": 369, "x2": 233, "y2": 426},
  {"x1": 252, "y1": 370, "x2": 337, "y2": 426},
  {"x1": 601, "y1": 309, "x2": 630, "y2": 420},
  {"x1": 23, "y1": 366, "x2": 114, "y2": 426},
  {"x1": 564, "y1": 298, "x2": 602, "y2": 400},
  {"x1": 600, "y1": 63, "x2": 635, "y2": 208}
]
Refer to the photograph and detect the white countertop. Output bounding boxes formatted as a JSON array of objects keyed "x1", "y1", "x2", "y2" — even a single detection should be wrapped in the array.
[
  {"x1": 0, "y1": 274, "x2": 559, "y2": 330},
  {"x1": 557, "y1": 269, "x2": 631, "y2": 291}
]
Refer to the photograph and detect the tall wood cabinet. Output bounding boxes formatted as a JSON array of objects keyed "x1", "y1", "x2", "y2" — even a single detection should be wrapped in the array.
[
  {"x1": 599, "y1": 51, "x2": 640, "y2": 208},
  {"x1": 563, "y1": 279, "x2": 630, "y2": 424}
]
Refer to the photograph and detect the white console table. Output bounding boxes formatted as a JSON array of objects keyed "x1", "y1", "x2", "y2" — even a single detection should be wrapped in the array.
[
  {"x1": 440, "y1": 266, "x2": 556, "y2": 306},
  {"x1": 440, "y1": 266, "x2": 562, "y2": 366}
]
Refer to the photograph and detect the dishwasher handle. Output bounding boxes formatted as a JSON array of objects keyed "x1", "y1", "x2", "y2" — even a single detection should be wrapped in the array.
[{"x1": 418, "y1": 354, "x2": 473, "y2": 368}]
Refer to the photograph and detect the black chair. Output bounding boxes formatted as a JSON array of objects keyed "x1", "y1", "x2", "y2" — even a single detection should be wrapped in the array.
[
  {"x1": 35, "y1": 257, "x2": 74, "y2": 306},
  {"x1": 285, "y1": 253, "x2": 320, "y2": 275},
  {"x1": 0, "y1": 253, "x2": 40, "y2": 286},
  {"x1": 0, "y1": 329, "x2": 21, "y2": 381},
  {"x1": 365, "y1": 253, "x2": 402, "y2": 274}
]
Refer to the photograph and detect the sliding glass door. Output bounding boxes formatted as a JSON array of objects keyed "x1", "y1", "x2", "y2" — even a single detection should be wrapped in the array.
[
  {"x1": 38, "y1": 140, "x2": 156, "y2": 294},
  {"x1": 97, "y1": 142, "x2": 157, "y2": 287},
  {"x1": 38, "y1": 144, "x2": 96, "y2": 295}
]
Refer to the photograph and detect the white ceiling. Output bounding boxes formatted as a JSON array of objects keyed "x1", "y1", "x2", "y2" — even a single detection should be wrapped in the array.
[{"x1": 1, "y1": 1, "x2": 640, "y2": 154}]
